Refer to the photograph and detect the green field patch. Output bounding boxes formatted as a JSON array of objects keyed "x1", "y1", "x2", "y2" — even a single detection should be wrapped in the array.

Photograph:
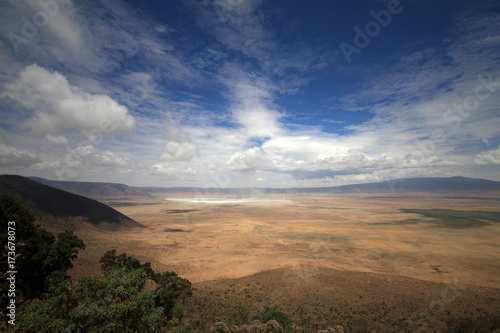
[
  {"x1": 400, "y1": 209, "x2": 500, "y2": 228},
  {"x1": 367, "y1": 219, "x2": 421, "y2": 226},
  {"x1": 165, "y1": 209, "x2": 201, "y2": 214},
  {"x1": 164, "y1": 228, "x2": 192, "y2": 232}
]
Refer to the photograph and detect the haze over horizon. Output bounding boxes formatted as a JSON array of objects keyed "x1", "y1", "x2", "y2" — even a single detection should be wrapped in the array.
[{"x1": 0, "y1": 0, "x2": 499, "y2": 188}]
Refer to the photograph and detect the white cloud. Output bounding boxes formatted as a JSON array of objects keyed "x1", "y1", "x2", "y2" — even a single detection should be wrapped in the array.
[
  {"x1": 3, "y1": 64, "x2": 136, "y2": 142},
  {"x1": 262, "y1": 135, "x2": 349, "y2": 167},
  {"x1": 0, "y1": 130, "x2": 40, "y2": 168},
  {"x1": 224, "y1": 69, "x2": 283, "y2": 139},
  {"x1": 474, "y1": 145, "x2": 500, "y2": 165},
  {"x1": 91, "y1": 149, "x2": 131, "y2": 168},
  {"x1": 0, "y1": 143, "x2": 40, "y2": 167},
  {"x1": 158, "y1": 115, "x2": 200, "y2": 162},
  {"x1": 45, "y1": 134, "x2": 69, "y2": 145},
  {"x1": 34, "y1": 144, "x2": 134, "y2": 181},
  {"x1": 159, "y1": 141, "x2": 200, "y2": 162},
  {"x1": 68, "y1": 145, "x2": 132, "y2": 169},
  {"x1": 322, "y1": 119, "x2": 344, "y2": 124},
  {"x1": 151, "y1": 164, "x2": 197, "y2": 176},
  {"x1": 149, "y1": 164, "x2": 198, "y2": 184},
  {"x1": 227, "y1": 147, "x2": 271, "y2": 172}
]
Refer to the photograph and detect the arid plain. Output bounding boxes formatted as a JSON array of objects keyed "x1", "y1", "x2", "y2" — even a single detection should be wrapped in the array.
[{"x1": 51, "y1": 191, "x2": 500, "y2": 331}]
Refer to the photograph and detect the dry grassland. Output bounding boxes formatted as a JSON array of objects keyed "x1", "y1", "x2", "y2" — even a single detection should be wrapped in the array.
[{"x1": 43, "y1": 192, "x2": 500, "y2": 331}]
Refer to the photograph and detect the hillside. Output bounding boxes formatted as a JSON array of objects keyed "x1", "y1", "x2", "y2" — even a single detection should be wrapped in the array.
[
  {"x1": 0, "y1": 175, "x2": 143, "y2": 227},
  {"x1": 29, "y1": 176, "x2": 150, "y2": 200}
]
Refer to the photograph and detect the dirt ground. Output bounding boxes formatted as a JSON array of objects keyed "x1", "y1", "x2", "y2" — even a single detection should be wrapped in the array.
[{"x1": 40, "y1": 192, "x2": 500, "y2": 331}]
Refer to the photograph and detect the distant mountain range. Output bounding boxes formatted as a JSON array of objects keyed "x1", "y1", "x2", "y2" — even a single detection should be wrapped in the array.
[
  {"x1": 29, "y1": 176, "x2": 151, "y2": 200},
  {"x1": 25, "y1": 175, "x2": 500, "y2": 198},
  {"x1": 0, "y1": 175, "x2": 142, "y2": 227},
  {"x1": 277, "y1": 176, "x2": 500, "y2": 194}
]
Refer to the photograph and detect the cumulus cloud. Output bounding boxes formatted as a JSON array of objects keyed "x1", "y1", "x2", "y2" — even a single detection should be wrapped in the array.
[
  {"x1": 0, "y1": 130, "x2": 40, "y2": 167},
  {"x1": 221, "y1": 129, "x2": 461, "y2": 183},
  {"x1": 67, "y1": 145, "x2": 132, "y2": 169},
  {"x1": 91, "y1": 150, "x2": 131, "y2": 168},
  {"x1": 159, "y1": 141, "x2": 200, "y2": 162},
  {"x1": 227, "y1": 147, "x2": 272, "y2": 172},
  {"x1": 151, "y1": 164, "x2": 197, "y2": 176},
  {"x1": 262, "y1": 135, "x2": 350, "y2": 165},
  {"x1": 474, "y1": 145, "x2": 500, "y2": 165},
  {"x1": 45, "y1": 143, "x2": 133, "y2": 180},
  {"x1": 158, "y1": 115, "x2": 200, "y2": 161},
  {"x1": 149, "y1": 163, "x2": 198, "y2": 183},
  {"x1": 2, "y1": 64, "x2": 136, "y2": 143}
]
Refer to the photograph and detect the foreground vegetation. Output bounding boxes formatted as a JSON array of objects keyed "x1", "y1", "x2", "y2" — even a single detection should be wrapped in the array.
[{"x1": 0, "y1": 195, "x2": 85, "y2": 311}]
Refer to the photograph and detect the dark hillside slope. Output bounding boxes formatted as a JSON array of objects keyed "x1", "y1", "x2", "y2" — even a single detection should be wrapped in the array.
[
  {"x1": 0, "y1": 175, "x2": 142, "y2": 226},
  {"x1": 29, "y1": 176, "x2": 150, "y2": 200}
]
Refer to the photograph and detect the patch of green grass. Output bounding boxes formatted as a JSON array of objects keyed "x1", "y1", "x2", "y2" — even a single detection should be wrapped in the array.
[{"x1": 400, "y1": 209, "x2": 500, "y2": 228}]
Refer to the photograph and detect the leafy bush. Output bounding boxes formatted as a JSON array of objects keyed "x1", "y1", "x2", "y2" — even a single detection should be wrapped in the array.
[
  {"x1": 226, "y1": 302, "x2": 251, "y2": 326},
  {"x1": 252, "y1": 307, "x2": 292, "y2": 331},
  {"x1": 16, "y1": 250, "x2": 192, "y2": 332},
  {"x1": 17, "y1": 265, "x2": 162, "y2": 332},
  {"x1": 100, "y1": 249, "x2": 192, "y2": 318}
]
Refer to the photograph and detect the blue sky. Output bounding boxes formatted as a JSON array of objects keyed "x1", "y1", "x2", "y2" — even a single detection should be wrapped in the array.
[{"x1": 0, "y1": 0, "x2": 499, "y2": 187}]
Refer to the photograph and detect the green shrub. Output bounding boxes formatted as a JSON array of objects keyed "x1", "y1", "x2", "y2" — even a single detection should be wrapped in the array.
[
  {"x1": 252, "y1": 307, "x2": 292, "y2": 331},
  {"x1": 226, "y1": 301, "x2": 251, "y2": 326},
  {"x1": 16, "y1": 250, "x2": 192, "y2": 332},
  {"x1": 17, "y1": 266, "x2": 163, "y2": 332},
  {"x1": 100, "y1": 249, "x2": 192, "y2": 319}
]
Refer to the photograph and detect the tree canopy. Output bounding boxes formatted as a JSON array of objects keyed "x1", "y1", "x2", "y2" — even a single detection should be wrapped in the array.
[
  {"x1": 15, "y1": 250, "x2": 192, "y2": 332},
  {"x1": 1, "y1": 195, "x2": 85, "y2": 321}
]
